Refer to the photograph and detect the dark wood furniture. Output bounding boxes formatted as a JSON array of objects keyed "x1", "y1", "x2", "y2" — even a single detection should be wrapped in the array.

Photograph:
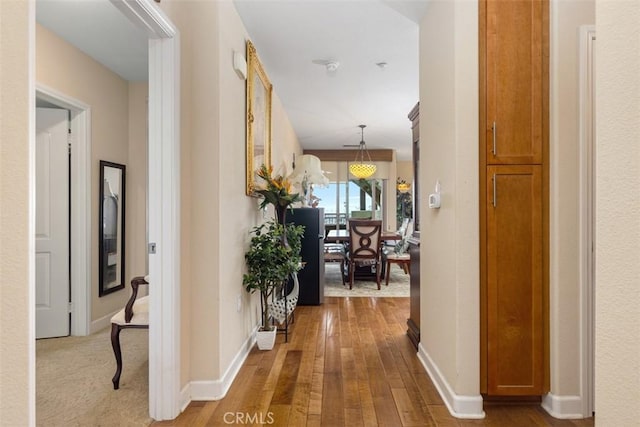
[
  {"x1": 286, "y1": 208, "x2": 325, "y2": 305},
  {"x1": 326, "y1": 229, "x2": 402, "y2": 243},
  {"x1": 407, "y1": 102, "x2": 421, "y2": 350},
  {"x1": 110, "y1": 275, "x2": 149, "y2": 389},
  {"x1": 384, "y1": 252, "x2": 410, "y2": 287},
  {"x1": 480, "y1": 0, "x2": 549, "y2": 396},
  {"x1": 346, "y1": 219, "x2": 383, "y2": 290},
  {"x1": 327, "y1": 229, "x2": 401, "y2": 281}
]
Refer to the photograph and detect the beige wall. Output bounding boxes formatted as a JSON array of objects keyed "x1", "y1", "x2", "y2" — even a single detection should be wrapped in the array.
[
  {"x1": 396, "y1": 160, "x2": 413, "y2": 186},
  {"x1": 0, "y1": 1, "x2": 32, "y2": 424},
  {"x1": 158, "y1": 0, "x2": 302, "y2": 387},
  {"x1": 594, "y1": 1, "x2": 640, "y2": 424},
  {"x1": 36, "y1": 24, "x2": 147, "y2": 322},
  {"x1": 549, "y1": 0, "x2": 594, "y2": 398},
  {"x1": 418, "y1": 0, "x2": 480, "y2": 396},
  {"x1": 127, "y1": 82, "x2": 148, "y2": 284}
]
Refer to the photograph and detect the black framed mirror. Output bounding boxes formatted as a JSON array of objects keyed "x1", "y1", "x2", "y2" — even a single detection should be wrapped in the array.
[{"x1": 99, "y1": 160, "x2": 126, "y2": 296}]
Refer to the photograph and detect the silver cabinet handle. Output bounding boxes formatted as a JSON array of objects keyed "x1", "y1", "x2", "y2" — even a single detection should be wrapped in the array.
[
  {"x1": 492, "y1": 121, "x2": 497, "y2": 156},
  {"x1": 492, "y1": 174, "x2": 497, "y2": 207}
]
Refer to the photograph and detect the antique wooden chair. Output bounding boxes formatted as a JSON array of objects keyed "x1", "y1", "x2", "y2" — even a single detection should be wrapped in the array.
[
  {"x1": 347, "y1": 219, "x2": 383, "y2": 290},
  {"x1": 110, "y1": 275, "x2": 149, "y2": 389}
]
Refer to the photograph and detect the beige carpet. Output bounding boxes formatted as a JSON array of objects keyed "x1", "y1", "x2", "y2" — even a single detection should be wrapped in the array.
[
  {"x1": 36, "y1": 327, "x2": 151, "y2": 427},
  {"x1": 324, "y1": 262, "x2": 410, "y2": 297}
]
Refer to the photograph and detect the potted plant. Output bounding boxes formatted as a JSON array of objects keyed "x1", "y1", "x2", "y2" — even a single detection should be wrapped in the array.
[{"x1": 243, "y1": 220, "x2": 304, "y2": 350}]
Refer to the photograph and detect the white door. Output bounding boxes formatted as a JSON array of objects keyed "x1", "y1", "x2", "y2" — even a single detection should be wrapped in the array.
[{"x1": 36, "y1": 108, "x2": 70, "y2": 339}]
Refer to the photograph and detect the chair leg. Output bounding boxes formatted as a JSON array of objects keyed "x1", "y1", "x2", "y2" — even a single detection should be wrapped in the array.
[
  {"x1": 349, "y1": 261, "x2": 354, "y2": 290},
  {"x1": 375, "y1": 262, "x2": 381, "y2": 290},
  {"x1": 385, "y1": 260, "x2": 392, "y2": 287},
  {"x1": 111, "y1": 323, "x2": 123, "y2": 390},
  {"x1": 340, "y1": 259, "x2": 346, "y2": 287}
]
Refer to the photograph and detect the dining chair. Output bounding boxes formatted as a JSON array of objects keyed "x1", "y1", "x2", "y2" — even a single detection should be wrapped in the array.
[{"x1": 346, "y1": 219, "x2": 383, "y2": 290}]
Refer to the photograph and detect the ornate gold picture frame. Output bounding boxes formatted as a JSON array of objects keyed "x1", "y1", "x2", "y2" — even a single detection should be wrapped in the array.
[{"x1": 246, "y1": 40, "x2": 273, "y2": 195}]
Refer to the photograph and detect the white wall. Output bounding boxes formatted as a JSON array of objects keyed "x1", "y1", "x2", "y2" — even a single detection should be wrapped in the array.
[
  {"x1": 0, "y1": 1, "x2": 32, "y2": 424},
  {"x1": 127, "y1": 82, "x2": 149, "y2": 284},
  {"x1": 418, "y1": 0, "x2": 480, "y2": 410},
  {"x1": 594, "y1": 1, "x2": 640, "y2": 424}
]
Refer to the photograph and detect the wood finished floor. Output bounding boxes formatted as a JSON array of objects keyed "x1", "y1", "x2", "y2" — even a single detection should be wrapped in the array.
[{"x1": 153, "y1": 297, "x2": 594, "y2": 427}]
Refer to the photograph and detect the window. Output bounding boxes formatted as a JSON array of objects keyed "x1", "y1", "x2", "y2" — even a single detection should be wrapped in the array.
[{"x1": 315, "y1": 178, "x2": 385, "y2": 231}]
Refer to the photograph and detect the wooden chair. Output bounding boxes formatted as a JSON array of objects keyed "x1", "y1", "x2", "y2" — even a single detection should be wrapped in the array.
[
  {"x1": 110, "y1": 275, "x2": 149, "y2": 389},
  {"x1": 347, "y1": 219, "x2": 383, "y2": 290},
  {"x1": 383, "y1": 234, "x2": 411, "y2": 286},
  {"x1": 384, "y1": 252, "x2": 410, "y2": 286}
]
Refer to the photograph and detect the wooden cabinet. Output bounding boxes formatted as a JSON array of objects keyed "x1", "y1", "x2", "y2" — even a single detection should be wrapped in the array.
[
  {"x1": 480, "y1": 0, "x2": 548, "y2": 397},
  {"x1": 486, "y1": 165, "x2": 543, "y2": 395},
  {"x1": 406, "y1": 102, "x2": 421, "y2": 350},
  {"x1": 485, "y1": 0, "x2": 544, "y2": 165},
  {"x1": 407, "y1": 234, "x2": 420, "y2": 350}
]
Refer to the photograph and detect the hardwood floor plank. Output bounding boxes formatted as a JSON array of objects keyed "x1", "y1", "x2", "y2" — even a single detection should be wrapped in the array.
[
  {"x1": 267, "y1": 404, "x2": 290, "y2": 426},
  {"x1": 287, "y1": 381, "x2": 311, "y2": 427},
  {"x1": 391, "y1": 387, "x2": 434, "y2": 427},
  {"x1": 155, "y1": 297, "x2": 594, "y2": 427},
  {"x1": 271, "y1": 350, "x2": 302, "y2": 405},
  {"x1": 308, "y1": 371, "x2": 324, "y2": 416},
  {"x1": 358, "y1": 378, "x2": 379, "y2": 427},
  {"x1": 321, "y1": 372, "x2": 345, "y2": 426},
  {"x1": 345, "y1": 407, "x2": 365, "y2": 427}
]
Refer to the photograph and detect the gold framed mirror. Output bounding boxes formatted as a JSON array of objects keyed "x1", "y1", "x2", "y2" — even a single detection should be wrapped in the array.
[{"x1": 246, "y1": 40, "x2": 272, "y2": 195}]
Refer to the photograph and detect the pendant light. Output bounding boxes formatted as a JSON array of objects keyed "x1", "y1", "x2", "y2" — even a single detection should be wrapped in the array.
[{"x1": 349, "y1": 125, "x2": 377, "y2": 179}]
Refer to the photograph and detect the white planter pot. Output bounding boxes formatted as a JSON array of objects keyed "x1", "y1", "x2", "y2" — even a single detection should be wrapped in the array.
[{"x1": 256, "y1": 327, "x2": 277, "y2": 350}]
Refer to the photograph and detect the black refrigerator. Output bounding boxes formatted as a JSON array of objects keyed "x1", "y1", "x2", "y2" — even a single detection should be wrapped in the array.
[{"x1": 286, "y1": 208, "x2": 325, "y2": 305}]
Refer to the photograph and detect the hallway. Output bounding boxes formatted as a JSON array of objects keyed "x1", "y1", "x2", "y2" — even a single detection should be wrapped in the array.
[{"x1": 154, "y1": 297, "x2": 594, "y2": 426}]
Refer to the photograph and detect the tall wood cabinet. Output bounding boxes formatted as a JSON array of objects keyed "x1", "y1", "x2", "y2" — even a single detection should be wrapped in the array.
[
  {"x1": 407, "y1": 102, "x2": 420, "y2": 350},
  {"x1": 480, "y1": 0, "x2": 549, "y2": 396}
]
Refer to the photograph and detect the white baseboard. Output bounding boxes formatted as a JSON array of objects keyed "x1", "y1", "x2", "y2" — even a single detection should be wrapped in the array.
[
  {"x1": 180, "y1": 383, "x2": 191, "y2": 412},
  {"x1": 542, "y1": 393, "x2": 585, "y2": 419},
  {"x1": 417, "y1": 343, "x2": 485, "y2": 419},
  {"x1": 89, "y1": 309, "x2": 119, "y2": 334},
  {"x1": 186, "y1": 327, "x2": 258, "y2": 402}
]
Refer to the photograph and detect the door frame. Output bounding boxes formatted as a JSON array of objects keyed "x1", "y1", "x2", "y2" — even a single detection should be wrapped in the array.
[
  {"x1": 110, "y1": 0, "x2": 181, "y2": 420},
  {"x1": 578, "y1": 24, "x2": 596, "y2": 418},
  {"x1": 36, "y1": 85, "x2": 92, "y2": 337},
  {"x1": 30, "y1": 0, "x2": 182, "y2": 421}
]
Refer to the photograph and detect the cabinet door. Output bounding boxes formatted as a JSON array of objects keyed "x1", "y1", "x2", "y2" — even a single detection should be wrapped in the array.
[
  {"x1": 487, "y1": 165, "x2": 543, "y2": 395},
  {"x1": 486, "y1": 0, "x2": 543, "y2": 164}
]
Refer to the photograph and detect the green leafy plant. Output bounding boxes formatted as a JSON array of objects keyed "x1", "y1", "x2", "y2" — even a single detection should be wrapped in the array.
[{"x1": 243, "y1": 220, "x2": 305, "y2": 329}]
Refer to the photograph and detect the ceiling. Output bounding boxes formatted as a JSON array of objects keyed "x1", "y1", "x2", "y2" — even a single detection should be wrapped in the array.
[{"x1": 35, "y1": 0, "x2": 424, "y2": 160}]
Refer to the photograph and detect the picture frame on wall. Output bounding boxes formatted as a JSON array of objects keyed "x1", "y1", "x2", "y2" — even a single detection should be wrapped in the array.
[{"x1": 245, "y1": 39, "x2": 273, "y2": 196}]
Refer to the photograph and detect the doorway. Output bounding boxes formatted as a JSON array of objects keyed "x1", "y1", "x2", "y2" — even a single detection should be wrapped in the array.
[
  {"x1": 35, "y1": 106, "x2": 71, "y2": 339},
  {"x1": 30, "y1": 0, "x2": 181, "y2": 421},
  {"x1": 36, "y1": 87, "x2": 92, "y2": 336}
]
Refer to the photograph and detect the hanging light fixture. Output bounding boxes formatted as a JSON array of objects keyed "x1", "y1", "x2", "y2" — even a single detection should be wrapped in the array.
[{"x1": 349, "y1": 125, "x2": 377, "y2": 179}]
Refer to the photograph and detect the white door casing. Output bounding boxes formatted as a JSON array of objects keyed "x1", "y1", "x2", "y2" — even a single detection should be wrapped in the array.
[
  {"x1": 35, "y1": 108, "x2": 69, "y2": 339},
  {"x1": 37, "y1": 85, "x2": 92, "y2": 337},
  {"x1": 111, "y1": 0, "x2": 181, "y2": 420},
  {"x1": 579, "y1": 25, "x2": 596, "y2": 418}
]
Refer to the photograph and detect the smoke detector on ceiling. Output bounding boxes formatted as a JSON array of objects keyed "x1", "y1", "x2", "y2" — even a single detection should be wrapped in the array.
[
  {"x1": 312, "y1": 59, "x2": 340, "y2": 75},
  {"x1": 325, "y1": 61, "x2": 340, "y2": 72}
]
